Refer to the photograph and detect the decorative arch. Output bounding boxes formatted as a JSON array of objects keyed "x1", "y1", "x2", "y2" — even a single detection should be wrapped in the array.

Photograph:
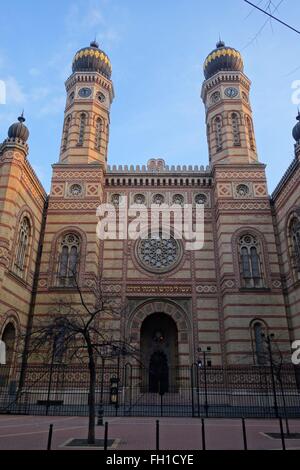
[
  {"x1": 0, "y1": 311, "x2": 20, "y2": 372},
  {"x1": 48, "y1": 227, "x2": 87, "y2": 288},
  {"x1": 232, "y1": 227, "x2": 271, "y2": 289},
  {"x1": 0, "y1": 310, "x2": 21, "y2": 338},
  {"x1": 126, "y1": 299, "x2": 193, "y2": 366}
]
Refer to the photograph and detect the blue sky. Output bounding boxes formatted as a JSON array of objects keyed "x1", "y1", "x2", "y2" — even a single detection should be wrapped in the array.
[{"x1": 0, "y1": 0, "x2": 299, "y2": 193}]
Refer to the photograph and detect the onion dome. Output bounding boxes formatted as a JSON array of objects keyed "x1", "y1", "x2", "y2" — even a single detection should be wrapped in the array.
[
  {"x1": 72, "y1": 41, "x2": 112, "y2": 79},
  {"x1": 8, "y1": 113, "x2": 29, "y2": 142},
  {"x1": 204, "y1": 40, "x2": 244, "y2": 80},
  {"x1": 293, "y1": 112, "x2": 300, "y2": 142}
]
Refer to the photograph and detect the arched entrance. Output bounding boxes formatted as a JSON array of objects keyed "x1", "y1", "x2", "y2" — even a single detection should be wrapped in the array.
[
  {"x1": 1, "y1": 323, "x2": 16, "y2": 384},
  {"x1": 1, "y1": 323, "x2": 16, "y2": 368},
  {"x1": 141, "y1": 313, "x2": 178, "y2": 392}
]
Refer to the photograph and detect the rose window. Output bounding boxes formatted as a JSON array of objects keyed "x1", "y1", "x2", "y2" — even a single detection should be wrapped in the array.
[{"x1": 136, "y1": 235, "x2": 181, "y2": 273}]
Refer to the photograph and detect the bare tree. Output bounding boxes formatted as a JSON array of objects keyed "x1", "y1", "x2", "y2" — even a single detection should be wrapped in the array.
[{"x1": 20, "y1": 274, "x2": 138, "y2": 445}]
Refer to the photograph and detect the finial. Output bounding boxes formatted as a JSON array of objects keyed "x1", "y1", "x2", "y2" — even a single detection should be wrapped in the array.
[
  {"x1": 216, "y1": 37, "x2": 225, "y2": 48},
  {"x1": 90, "y1": 38, "x2": 99, "y2": 48},
  {"x1": 18, "y1": 111, "x2": 26, "y2": 123},
  {"x1": 297, "y1": 108, "x2": 300, "y2": 121}
]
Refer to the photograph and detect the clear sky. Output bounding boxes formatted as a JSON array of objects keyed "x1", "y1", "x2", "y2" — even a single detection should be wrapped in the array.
[{"x1": 0, "y1": 0, "x2": 299, "y2": 193}]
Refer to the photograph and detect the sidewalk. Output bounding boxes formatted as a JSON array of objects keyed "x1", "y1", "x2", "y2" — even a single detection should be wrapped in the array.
[{"x1": 0, "y1": 415, "x2": 300, "y2": 450}]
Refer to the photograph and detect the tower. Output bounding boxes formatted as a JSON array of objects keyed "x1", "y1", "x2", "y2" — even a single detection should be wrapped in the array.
[
  {"x1": 201, "y1": 42, "x2": 290, "y2": 365},
  {"x1": 32, "y1": 42, "x2": 115, "y2": 329},
  {"x1": 201, "y1": 41, "x2": 258, "y2": 166},
  {"x1": 60, "y1": 40, "x2": 114, "y2": 166}
]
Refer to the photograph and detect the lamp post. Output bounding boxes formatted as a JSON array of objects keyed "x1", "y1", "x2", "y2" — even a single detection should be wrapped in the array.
[{"x1": 197, "y1": 347, "x2": 211, "y2": 418}]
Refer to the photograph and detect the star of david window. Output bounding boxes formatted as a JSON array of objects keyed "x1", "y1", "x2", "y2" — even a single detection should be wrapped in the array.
[
  {"x1": 69, "y1": 184, "x2": 83, "y2": 197},
  {"x1": 152, "y1": 194, "x2": 165, "y2": 205},
  {"x1": 195, "y1": 194, "x2": 207, "y2": 205},
  {"x1": 173, "y1": 194, "x2": 184, "y2": 206},
  {"x1": 136, "y1": 234, "x2": 182, "y2": 273},
  {"x1": 134, "y1": 194, "x2": 146, "y2": 205},
  {"x1": 236, "y1": 184, "x2": 249, "y2": 197}
]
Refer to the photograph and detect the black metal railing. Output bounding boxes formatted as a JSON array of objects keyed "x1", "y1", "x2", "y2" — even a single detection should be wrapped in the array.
[{"x1": 0, "y1": 364, "x2": 299, "y2": 418}]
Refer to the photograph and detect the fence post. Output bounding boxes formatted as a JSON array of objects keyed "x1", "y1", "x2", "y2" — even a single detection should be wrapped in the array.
[
  {"x1": 242, "y1": 418, "x2": 248, "y2": 451},
  {"x1": 279, "y1": 417, "x2": 286, "y2": 451},
  {"x1": 156, "y1": 420, "x2": 160, "y2": 451},
  {"x1": 104, "y1": 421, "x2": 109, "y2": 451},
  {"x1": 47, "y1": 424, "x2": 53, "y2": 451},
  {"x1": 201, "y1": 418, "x2": 206, "y2": 451}
]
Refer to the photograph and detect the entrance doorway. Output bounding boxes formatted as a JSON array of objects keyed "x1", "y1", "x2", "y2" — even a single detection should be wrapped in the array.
[
  {"x1": 140, "y1": 312, "x2": 178, "y2": 392},
  {"x1": 149, "y1": 351, "x2": 169, "y2": 393}
]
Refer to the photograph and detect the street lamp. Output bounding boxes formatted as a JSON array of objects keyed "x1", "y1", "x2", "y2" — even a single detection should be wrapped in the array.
[{"x1": 197, "y1": 347, "x2": 211, "y2": 418}]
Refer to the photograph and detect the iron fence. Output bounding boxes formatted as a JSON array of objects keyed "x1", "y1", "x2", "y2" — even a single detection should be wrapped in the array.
[{"x1": 0, "y1": 363, "x2": 299, "y2": 418}]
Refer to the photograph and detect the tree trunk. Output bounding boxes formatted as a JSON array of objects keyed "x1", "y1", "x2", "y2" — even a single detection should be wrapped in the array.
[{"x1": 87, "y1": 342, "x2": 96, "y2": 445}]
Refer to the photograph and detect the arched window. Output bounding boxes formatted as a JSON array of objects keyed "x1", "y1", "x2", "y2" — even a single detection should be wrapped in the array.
[
  {"x1": 95, "y1": 117, "x2": 102, "y2": 151},
  {"x1": 62, "y1": 115, "x2": 71, "y2": 151},
  {"x1": 14, "y1": 217, "x2": 30, "y2": 276},
  {"x1": 57, "y1": 233, "x2": 81, "y2": 287},
  {"x1": 214, "y1": 116, "x2": 223, "y2": 151},
  {"x1": 1, "y1": 323, "x2": 16, "y2": 370},
  {"x1": 231, "y1": 113, "x2": 241, "y2": 146},
  {"x1": 78, "y1": 113, "x2": 87, "y2": 146},
  {"x1": 246, "y1": 116, "x2": 255, "y2": 150},
  {"x1": 253, "y1": 322, "x2": 266, "y2": 365},
  {"x1": 290, "y1": 217, "x2": 300, "y2": 273},
  {"x1": 239, "y1": 234, "x2": 263, "y2": 288}
]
